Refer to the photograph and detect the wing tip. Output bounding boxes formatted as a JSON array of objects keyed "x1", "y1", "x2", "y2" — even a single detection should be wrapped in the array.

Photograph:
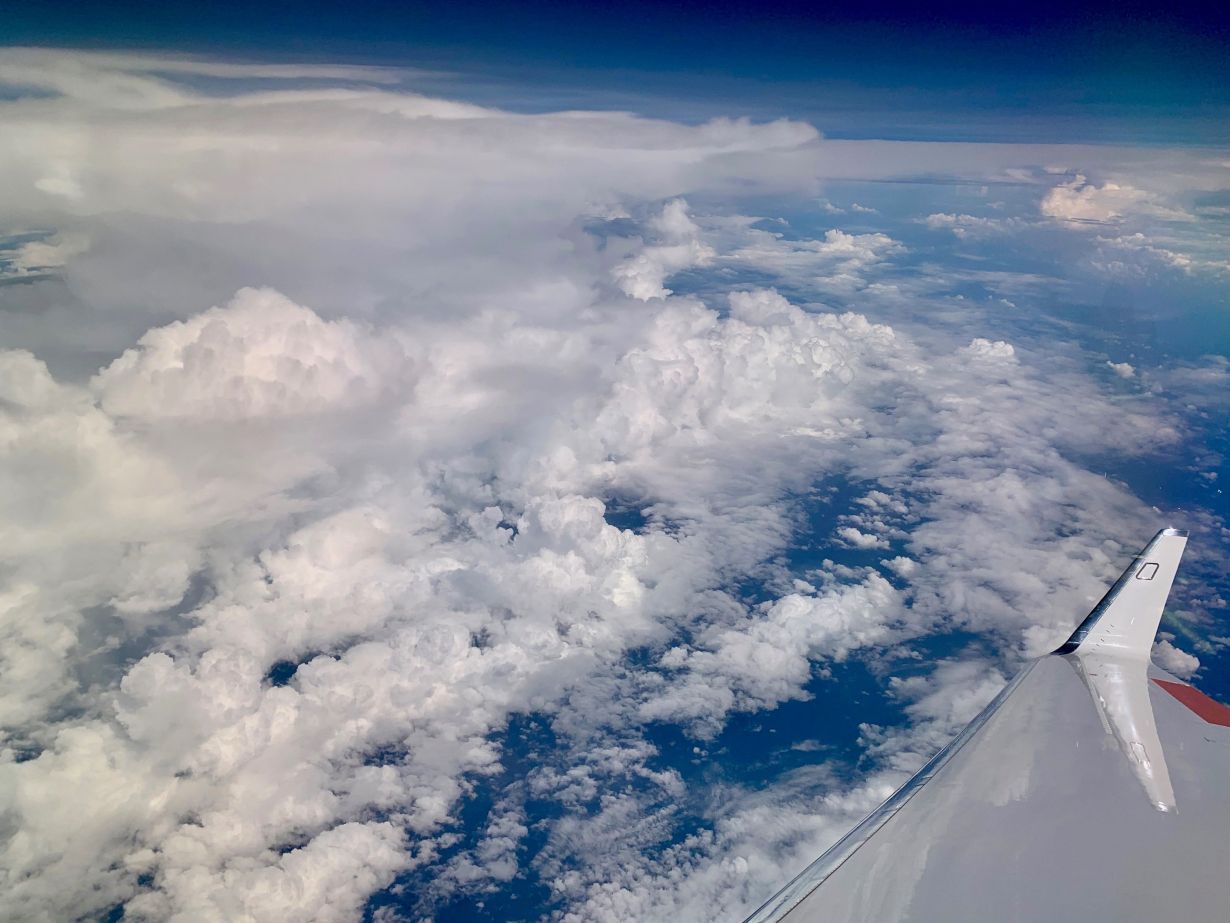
[{"x1": 1054, "y1": 528, "x2": 1188, "y2": 656}]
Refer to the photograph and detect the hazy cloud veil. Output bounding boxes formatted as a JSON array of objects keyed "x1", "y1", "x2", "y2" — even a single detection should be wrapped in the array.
[{"x1": 0, "y1": 48, "x2": 1225, "y2": 923}]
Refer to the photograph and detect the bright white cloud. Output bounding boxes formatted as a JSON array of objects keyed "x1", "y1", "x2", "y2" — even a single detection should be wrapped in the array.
[
  {"x1": 612, "y1": 199, "x2": 715, "y2": 300},
  {"x1": 836, "y1": 527, "x2": 888, "y2": 549},
  {"x1": 1040, "y1": 174, "x2": 1191, "y2": 223},
  {"x1": 1153, "y1": 639, "x2": 1200, "y2": 678},
  {"x1": 94, "y1": 287, "x2": 414, "y2": 420},
  {"x1": 962, "y1": 338, "x2": 1016, "y2": 361}
]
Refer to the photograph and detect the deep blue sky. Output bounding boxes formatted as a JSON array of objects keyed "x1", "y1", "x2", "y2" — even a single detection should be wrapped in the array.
[{"x1": 8, "y1": 1, "x2": 1230, "y2": 143}]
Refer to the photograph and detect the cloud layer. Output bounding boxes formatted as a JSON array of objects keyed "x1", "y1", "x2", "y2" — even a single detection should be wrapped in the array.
[{"x1": 0, "y1": 48, "x2": 1223, "y2": 923}]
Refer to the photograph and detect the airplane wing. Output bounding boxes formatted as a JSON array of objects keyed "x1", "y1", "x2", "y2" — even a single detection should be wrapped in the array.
[{"x1": 744, "y1": 527, "x2": 1230, "y2": 923}]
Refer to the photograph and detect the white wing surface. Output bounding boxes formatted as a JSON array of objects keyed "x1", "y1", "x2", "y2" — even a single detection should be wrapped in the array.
[{"x1": 744, "y1": 528, "x2": 1230, "y2": 923}]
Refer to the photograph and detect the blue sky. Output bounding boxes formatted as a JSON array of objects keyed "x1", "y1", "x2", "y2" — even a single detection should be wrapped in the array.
[{"x1": 8, "y1": 1, "x2": 1230, "y2": 143}]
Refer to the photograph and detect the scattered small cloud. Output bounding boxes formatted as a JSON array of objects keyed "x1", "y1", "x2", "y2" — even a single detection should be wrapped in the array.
[
  {"x1": 836, "y1": 527, "x2": 889, "y2": 550},
  {"x1": 963, "y1": 338, "x2": 1016, "y2": 361},
  {"x1": 1153, "y1": 638, "x2": 1200, "y2": 678},
  {"x1": 923, "y1": 212, "x2": 1024, "y2": 239}
]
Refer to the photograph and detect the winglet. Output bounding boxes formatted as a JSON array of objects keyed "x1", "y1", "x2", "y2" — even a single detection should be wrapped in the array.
[{"x1": 1055, "y1": 528, "x2": 1188, "y2": 658}]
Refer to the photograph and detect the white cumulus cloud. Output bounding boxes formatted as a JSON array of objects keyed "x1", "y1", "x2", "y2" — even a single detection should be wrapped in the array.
[
  {"x1": 1040, "y1": 174, "x2": 1191, "y2": 223},
  {"x1": 95, "y1": 287, "x2": 414, "y2": 420},
  {"x1": 1153, "y1": 639, "x2": 1200, "y2": 678}
]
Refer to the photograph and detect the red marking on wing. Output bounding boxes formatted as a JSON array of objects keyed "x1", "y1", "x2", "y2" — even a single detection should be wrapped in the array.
[{"x1": 1153, "y1": 679, "x2": 1230, "y2": 728}]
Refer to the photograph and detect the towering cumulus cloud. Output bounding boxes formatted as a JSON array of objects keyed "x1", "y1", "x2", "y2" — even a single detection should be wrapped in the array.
[
  {"x1": 0, "y1": 48, "x2": 1217, "y2": 923},
  {"x1": 95, "y1": 288, "x2": 414, "y2": 420}
]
